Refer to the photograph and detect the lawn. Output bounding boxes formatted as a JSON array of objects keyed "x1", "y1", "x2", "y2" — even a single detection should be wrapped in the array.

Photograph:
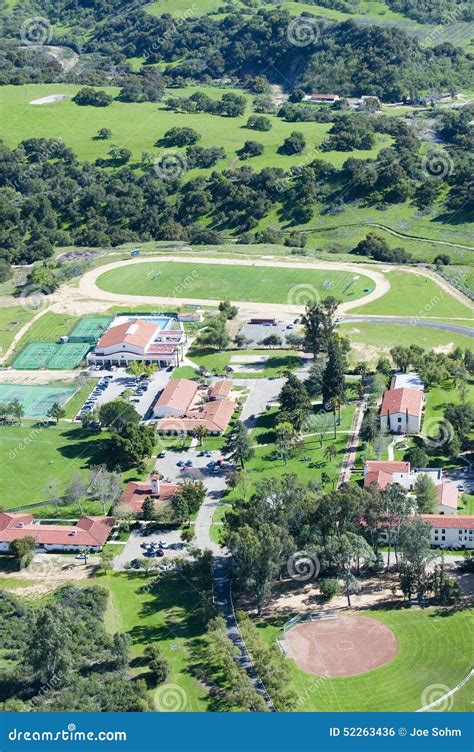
[
  {"x1": 101, "y1": 571, "x2": 209, "y2": 710},
  {"x1": 188, "y1": 346, "x2": 302, "y2": 380},
  {"x1": 0, "y1": 83, "x2": 392, "y2": 174},
  {"x1": 0, "y1": 305, "x2": 37, "y2": 359},
  {"x1": 339, "y1": 322, "x2": 474, "y2": 366},
  {"x1": 256, "y1": 607, "x2": 473, "y2": 711},
  {"x1": 97, "y1": 261, "x2": 373, "y2": 305},
  {"x1": 225, "y1": 405, "x2": 355, "y2": 503},
  {"x1": 209, "y1": 504, "x2": 231, "y2": 546},
  {"x1": 0, "y1": 423, "x2": 152, "y2": 508},
  {"x1": 423, "y1": 379, "x2": 474, "y2": 429},
  {"x1": 350, "y1": 270, "x2": 473, "y2": 319},
  {"x1": 8, "y1": 311, "x2": 80, "y2": 362}
]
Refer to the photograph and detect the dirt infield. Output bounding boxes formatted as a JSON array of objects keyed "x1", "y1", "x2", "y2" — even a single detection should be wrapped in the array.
[{"x1": 285, "y1": 615, "x2": 398, "y2": 677}]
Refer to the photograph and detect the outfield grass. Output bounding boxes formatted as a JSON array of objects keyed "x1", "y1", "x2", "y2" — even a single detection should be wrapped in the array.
[
  {"x1": 97, "y1": 261, "x2": 373, "y2": 304},
  {"x1": 339, "y1": 323, "x2": 474, "y2": 366},
  {"x1": 256, "y1": 607, "x2": 473, "y2": 711},
  {"x1": 350, "y1": 271, "x2": 473, "y2": 319},
  {"x1": 101, "y1": 571, "x2": 209, "y2": 710}
]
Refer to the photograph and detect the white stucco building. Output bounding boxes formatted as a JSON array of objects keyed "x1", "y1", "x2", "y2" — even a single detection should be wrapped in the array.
[{"x1": 380, "y1": 387, "x2": 424, "y2": 434}]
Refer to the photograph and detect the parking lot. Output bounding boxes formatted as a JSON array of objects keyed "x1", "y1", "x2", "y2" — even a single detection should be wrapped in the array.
[
  {"x1": 113, "y1": 526, "x2": 187, "y2": 571},
  {"x1": 77, "y1": 367, "x2": 172, "y2": 420},
  {"x1": 239, "y1": 318, "x2": 301, "y2": 346}
]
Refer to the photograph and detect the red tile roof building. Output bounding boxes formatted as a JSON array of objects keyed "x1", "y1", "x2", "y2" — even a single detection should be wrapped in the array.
[
  {"x1": 365, "y1": 461, "x2": 410, "y2": 474},
  {"x1": 209, "y1": 379, "x2": 233, "y2": 400},
  {"x1": 153, "y1": 378, "x2": 198, "y2": 418},
  {"x1": 119, "y1": 478, "x2": 178, "y2": 515},
  {"x1": 380, "y1": 387, "x2": 423, "y2": 434},
  {"x1": 421, "y1": 514, "x2": 474, "y2": 549},
  {"x1": 157, "y1": 398, "x2": 235, "y2": 435},
  {"x1": 88, "y1": 317, "x2": 184, "y2": 368},
  {"x1": 0, "y1": 513, "x2": 114, "y2": 552}
]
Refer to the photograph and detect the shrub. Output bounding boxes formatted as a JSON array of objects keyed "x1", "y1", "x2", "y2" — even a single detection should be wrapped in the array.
[{"x1": 319, "y1": 579, "x2": 340, "y2": 600}]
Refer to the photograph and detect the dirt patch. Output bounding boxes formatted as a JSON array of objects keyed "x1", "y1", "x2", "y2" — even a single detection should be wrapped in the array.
[
  {"x1": 285, "y1": 615, "x2": 398, "y2": 677},
  {"x1": 433, "y1": 343, "x2": 454, "y2": 354},
  {"x1": 30, "y1": 94, "x2": 70, "y2": 105}
]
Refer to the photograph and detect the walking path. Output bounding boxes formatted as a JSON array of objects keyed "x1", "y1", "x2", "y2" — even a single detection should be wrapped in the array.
[{"x1": 338, "y1": 398, "x2": 367, "y2": 487}]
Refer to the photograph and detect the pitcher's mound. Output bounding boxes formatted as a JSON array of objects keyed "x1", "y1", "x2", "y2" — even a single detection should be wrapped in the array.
[{"x1": 285, "y1": 615, "x2": 398, "y2": 677}]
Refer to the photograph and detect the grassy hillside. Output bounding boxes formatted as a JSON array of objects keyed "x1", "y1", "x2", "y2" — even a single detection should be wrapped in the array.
[
  {"x1": 0, "y1": 83, "x2": 392, "y2": 172},
  {"x1": 143, "y1": 0, "x2": 474, "y2": 51}
]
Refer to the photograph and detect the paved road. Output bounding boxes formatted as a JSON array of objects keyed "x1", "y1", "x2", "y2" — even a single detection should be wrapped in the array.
[
  {"x1": 156, "y1": 445, "x2": 275, "y2": 709},
  {"x1": 341, "y1": 316, "x2": 473, "y2": 337}
]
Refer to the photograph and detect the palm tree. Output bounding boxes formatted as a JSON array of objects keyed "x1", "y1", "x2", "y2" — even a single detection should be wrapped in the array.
[
  {"x1": 324, "y1": 444, "x2": 338, "y2": 463},
  {"x1": 193, "y1": 425, "x2": 208, "y2": 446},
  {"x1": 354, "y1": 362, "x2": 369, "y2": 377}
]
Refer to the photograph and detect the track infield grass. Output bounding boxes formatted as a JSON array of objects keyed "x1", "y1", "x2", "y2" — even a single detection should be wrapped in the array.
[{"x1": 97, "y1": 261, "x2": 373, "y2": 305}]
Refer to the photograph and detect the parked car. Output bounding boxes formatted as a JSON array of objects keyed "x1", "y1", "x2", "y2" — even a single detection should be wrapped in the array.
[
  {"x1": 75, "y1": 553, "x2": 87, "y2": 560},
  {"x1": 156, "y1": 549, "x2": 165, "y2": 557},
  {"x1": 158, "y1": 450, "x2": 166, "y2": 458},
  {"x1": 185, "y1": 460, "x2": 193, "y2": 467},
  {"x1": 177, "y1": 460, "x2": 185, "y2": 467},
  {"x1": 159, "y1": 540, "x2": 168, "y2": 549}
]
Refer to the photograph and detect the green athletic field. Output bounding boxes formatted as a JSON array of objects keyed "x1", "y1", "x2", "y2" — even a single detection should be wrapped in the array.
[
  {"x1": 97, "y1": 261, "x2": 373, "y2": 304},
  {"x1": 12, "y1": 342, "x2": 90, "y2": 370},
  {"x1": 0, "y1": 384, "x2": 75, "y2": 418},
  {"x1": 259, "y1": 607, "x2": 473, "y2": 712},
  {"x1": 68, "y1": 316, "x2": 112, "y2": 343}
]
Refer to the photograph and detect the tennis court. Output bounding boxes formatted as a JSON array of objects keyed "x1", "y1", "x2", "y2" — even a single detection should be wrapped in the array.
[
  {"x1": 68, "y1": 316, "x2": 112, "y2": 343},
  {"x1": 46, "y1": 343, "x2": 90, "y2": 369},
  {"x1": 12, "y1": 343, "x2": 58, "y2": 369},
  {"x1": 0, "y1": 384, "x2": 75, "y2": 418},
  {"x1": 12, "y1": 342, "x2": 90, "y2": 370}
]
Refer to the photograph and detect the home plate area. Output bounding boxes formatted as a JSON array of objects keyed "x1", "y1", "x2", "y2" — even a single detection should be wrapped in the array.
[{"x1": 284, "y1": 615, "x2": 398, "y2": 677}]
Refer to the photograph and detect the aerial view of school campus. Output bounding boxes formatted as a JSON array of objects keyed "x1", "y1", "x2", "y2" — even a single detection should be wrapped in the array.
[{"x1": 0, "y1": 0, "x2": 473, "y2": 719}]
